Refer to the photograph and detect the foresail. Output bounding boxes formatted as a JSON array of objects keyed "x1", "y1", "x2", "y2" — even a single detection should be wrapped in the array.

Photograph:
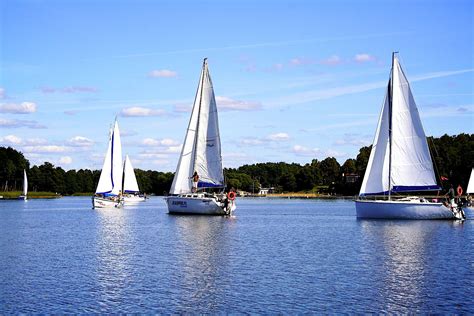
[
  {"x1": 169, "y1": 63, "x2": 203, "y2": 194},
  {"x1": 123, "y1": 155, "x2": 140, "y2": 193},
  {"x1": 467, "y1": 168, "x2": 474, "y2": 194},
  {"x1": 96, "y1": 121, "x2": 123, "y2": 195},
  {"x1": 359, "y1": 85, "x2": 390, "y2": 196},
  {"x1": 390, "y1": 57, "x2": 439, "y2": 192},
  {"x1": 193, "y1": 59, "x2": 225, "y2": 189},
  {"x1": 23, "y1": 169, "x2": 28, "y2": 196}
]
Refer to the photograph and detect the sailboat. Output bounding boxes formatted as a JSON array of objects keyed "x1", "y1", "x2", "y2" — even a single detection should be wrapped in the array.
[
  {"x1": 355, "y1": 53, "x2": 464, "y2": 220},
  {"x1": 122, "y1": 155, "x2": 146, "y2": 203},
  {"x1": 465, "y1": 168, "x2": 474, "y2": 217},
  {"x1": 165, "y1": 58, "x2": 236, "y2": 215},
  {"x1": 18, "y1": 169, "x2": 27, "y2": 200},
  {"x1": 92, "y1": 120, "x2": 124, "y2": 209}
]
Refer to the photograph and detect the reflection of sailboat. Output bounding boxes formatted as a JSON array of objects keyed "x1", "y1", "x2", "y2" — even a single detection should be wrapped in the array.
[
  {"x1": 122, "y1": 155, "x2": 146, "y2": 203},
  {"x1": 93, "y1": 120, "x2": 124, "y2": 209},
  {"x1": 165, "y1": 59, "x2": 236, "y2": 215},
  {"x1": 18, "y1": 169, "x2": 27, "y2": 200},
  {"x1": 356, "y1": 53, "x2": 463, "y2": 219}
]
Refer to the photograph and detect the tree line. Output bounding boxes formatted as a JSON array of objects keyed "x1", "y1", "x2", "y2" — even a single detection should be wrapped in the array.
[{"x1": 0, "y1": 133, "x2": 472, "y2": 196}]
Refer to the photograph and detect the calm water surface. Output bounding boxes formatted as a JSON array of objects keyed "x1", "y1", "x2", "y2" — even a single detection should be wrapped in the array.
[{"x1": 0, "y1": 197, "x2": 473, "y2": 313}]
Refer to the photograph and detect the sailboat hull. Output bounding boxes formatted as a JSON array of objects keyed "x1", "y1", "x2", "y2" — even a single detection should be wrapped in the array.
[
  {"x1": 356, "y1": 199, "x2": 459, "y2": 219},
  {"x1": 92, "y1": 197, "x2": 123, "y2": 209},
  {"x1": 165, "y1": 195, "x2": 235, "y2": 215},
  {"x1": 123, "y1": 195, "x2": 146, "y2": 203}
]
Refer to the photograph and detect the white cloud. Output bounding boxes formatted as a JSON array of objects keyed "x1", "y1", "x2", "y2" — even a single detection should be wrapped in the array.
[
  {"x1": 25, "y1": 138, "x2": 47, "y2": 145},
  {"x1": 59, "y1": 156, "x2": 73, "y2": 164},
  {"x1": 239, "y1": 132, "x2": 290, "y2": 147},
  {"x1": 289, "y1": 57, "x2": 314, "y2": 66},
  {"x1": 333, "y1": 133, "x2": 372, "y2": 147},
  {"x1": 0, "y1": 88, "x2": 4, "y2": 99},
  {"x1": 148, "y1": 69, "x2": 178, "y2": 78},
  {"x1": 0, "y1": 102, "x2": 37, "y2": 114},
  {"x1": 354, "y1": 54, "x2": 376, "y2": 63},
  {"x1": 292, "y1": 145, "x2": 322, "y2": 156},
  {"x1": 266, "y1": 132, "x2": 290, "y2": 142},
  {"x1": 121, "y1": 106, "x2": 167, "y2": 117},
  {"x1": 216, "y1": 96, "x2": 263, "y2": 111},
  {"x1": 142, "y1": 138, "x2": 179, "y2": 147},
  {"x1": 173, "y1": 103, "x2": 192, "y2": 113},
  {"x1": 292, "y1": 145, "x2": 346, "y2": 158},
  {"x1": 320, "y1": 55, "x2": 342, "y2": 66},
  {"x1": 23, "y1": 145, "x2": 67, "y2": 153},
  {"x1": 0, "y1": 134, "x2": 22, "y2": 145},
  {"x1": 68, "y1": 136, "x2": 94, "y2": 147},
  {"x1": 0, "y1": 118, "x2": 46, "y2": 129}
]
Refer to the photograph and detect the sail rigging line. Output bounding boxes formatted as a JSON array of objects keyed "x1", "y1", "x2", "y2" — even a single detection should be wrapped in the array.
[
  {"x1": 388, "y1": 52, "x2": 395, "y2": 200},
  {"x1": 192, "y1": 58, "x2": 208, "y2": 191}
]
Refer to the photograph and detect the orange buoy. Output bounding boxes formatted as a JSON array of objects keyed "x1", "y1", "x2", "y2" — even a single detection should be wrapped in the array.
[{"x1": 227, "y1": 191, "x2": 236, "y2": 200}]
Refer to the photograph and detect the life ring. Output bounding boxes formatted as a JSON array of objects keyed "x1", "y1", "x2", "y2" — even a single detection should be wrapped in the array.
[
  {"x1": 227, "y1": 191, "x2": 236, "y2": 201},
  {"x1": 457, "y1": 186, "x2": 463, "y2": 196}
]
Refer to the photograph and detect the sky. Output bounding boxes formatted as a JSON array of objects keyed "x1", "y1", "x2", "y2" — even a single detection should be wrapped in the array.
[{"x1": 0, "y1": 0, "x2": 473, "y2": 172}]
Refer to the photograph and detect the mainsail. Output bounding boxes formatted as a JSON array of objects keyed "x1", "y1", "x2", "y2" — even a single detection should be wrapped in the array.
[
  {"x1": 95, "y1": 120, "x2": 123, "y2": 195},
  {"x1": 123, "y1": 155, "x2": 140, "y2": 193},
  {"x1": 169, "y1": 58, "x2": 225, "y2": 194},
  {"x1": 359, "y1": 54, "x2": 439, "y2": 196},
  {"x1": 467, "y1": 168, "x2": 474, "y2": 194}
]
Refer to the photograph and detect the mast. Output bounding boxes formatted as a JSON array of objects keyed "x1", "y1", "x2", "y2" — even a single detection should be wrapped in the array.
[
  {"x1": 388, "y1": 52, "x2": 397, "y2": 200},
  {"x1": 191, "y1": 58, "x2": 207, "y2": 188}
]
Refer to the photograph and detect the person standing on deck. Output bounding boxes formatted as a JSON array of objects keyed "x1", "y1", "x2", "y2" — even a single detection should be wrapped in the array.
[
  {"x1": 190, "y1": 171, "x2": 199, "y2": 193},
  {"x1": 446, "y1": 184, "x2": 456, "y2": 209}
]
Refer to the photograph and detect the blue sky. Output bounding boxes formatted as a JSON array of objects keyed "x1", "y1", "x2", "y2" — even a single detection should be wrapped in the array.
[{"x1": 1, "y1": 0, "x2": 473, "y2": 171}]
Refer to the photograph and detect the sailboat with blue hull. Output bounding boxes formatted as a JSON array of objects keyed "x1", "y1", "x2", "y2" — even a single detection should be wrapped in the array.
[
  {"x1": 93, "y1": 120, "x2": 124, "y2": 209},
  {"x1": 355, "y1": 53, "x2": 464, "y2": 220}
]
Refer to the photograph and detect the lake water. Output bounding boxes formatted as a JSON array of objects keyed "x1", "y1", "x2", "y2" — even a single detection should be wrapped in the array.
[{"x1": 0, "y1": 197, "x2": 473, "y2": 313}]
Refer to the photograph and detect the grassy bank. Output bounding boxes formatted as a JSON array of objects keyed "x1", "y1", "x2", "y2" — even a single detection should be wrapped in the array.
[{"x1": 0, "y1": 191, "x2": 61, "y2": 199}]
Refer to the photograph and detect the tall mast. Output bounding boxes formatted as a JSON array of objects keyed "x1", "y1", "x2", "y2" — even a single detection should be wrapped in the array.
[
  {"x1": 388, "y1": 52, "x2": 397, "y2": 200},
  {"x1": 192, "y1": 58, "x2": 207, "y2": 184}
]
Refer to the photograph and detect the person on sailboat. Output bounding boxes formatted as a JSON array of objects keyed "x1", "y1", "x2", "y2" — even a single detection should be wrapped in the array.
[
  {"x1": 190, "y1": 171, "x2": 199, "y2": 193},
  {"x1": 445, "y1": 184, "x2": 456, "y2": 210}
]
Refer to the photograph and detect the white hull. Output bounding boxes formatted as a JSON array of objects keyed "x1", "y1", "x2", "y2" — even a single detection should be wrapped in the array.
[
  {"x1": 92, "y1": 197, "x2": 123, "y2": 209},
  {"x1": 165, "y1": 195, "x2": 235, "y2": 215},
  {"x1": 123, "y1": 195, "x2": 146, "y2": 203},
  {"x1": 356, "y1": 199, "x2": 460, "y2": 219}
]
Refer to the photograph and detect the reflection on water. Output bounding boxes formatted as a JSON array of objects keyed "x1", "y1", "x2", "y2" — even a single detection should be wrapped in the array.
[
  {"x1": 95, "y1": 209, "x2": 133, "y2": 310},
  {"x1": 359, "y1": 220, "x2": 470, "y2": 312},
  {"x1": 1, "y1": 197, "x2": 473, "y2": 313},
  {"x1": 171, "y1": 215, "x2": 234, "y2": 311}
]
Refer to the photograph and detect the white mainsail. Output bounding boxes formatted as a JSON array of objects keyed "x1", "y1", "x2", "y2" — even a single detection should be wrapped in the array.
[
  {"x1": 467, "y1": 168, "x2": 474, "y2": 194},
  {"x1": 359, "y1": 55, "x2": 439, "y2": 196},
  {"x1": 123, "y1": 155, "x2": 140, "y2": 193},
  {"x1": 23, "y1": 169, "x2": 28, "y2": 196},
  {"x1": 95, "y1": 120, "x2": 123, "y2": 196},
  {"x1": 169, "y1": 58, "x2": 225, "y2": 194}
]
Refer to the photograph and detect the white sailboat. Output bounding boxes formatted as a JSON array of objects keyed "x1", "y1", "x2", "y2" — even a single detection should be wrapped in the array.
[
  {"x1": 92, "y1": 120, "x2": 124, "y2": 209},
  {"x1": 122, "y1": 155, "x2": 146, "y2": 203},
  {"x1": 165, "y1": 58, "x2": 236, "y2": 215},
  {"x1": 465, "y1": 168, "x2": 474, "y2": 217},
  {"x1": 355, "y1": 53, "x2": 464, "y2": 220},
  {"x1": 18, "y1": 169, "x2": 27, "y2": 200}
]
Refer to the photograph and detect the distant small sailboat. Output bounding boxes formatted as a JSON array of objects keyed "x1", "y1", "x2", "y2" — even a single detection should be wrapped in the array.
[
  {"x1": 355, "y1": 53, "x2": 464, "y2": 220},
  {"x1": 92, "y1": 120, "x2": 124, "y2": 209},
  {"x1": 18, "y1": 169, "x2": 28, "y2": 200},
  {"x1": 165, "y1": 58, "x2": 236, "y2": 215},
  {"x1": 465, "y1": 168, "x2": 474, "y2": 217},
  {"x1": 122, "y1": 155, "x2": 146, "y2": 203}
]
